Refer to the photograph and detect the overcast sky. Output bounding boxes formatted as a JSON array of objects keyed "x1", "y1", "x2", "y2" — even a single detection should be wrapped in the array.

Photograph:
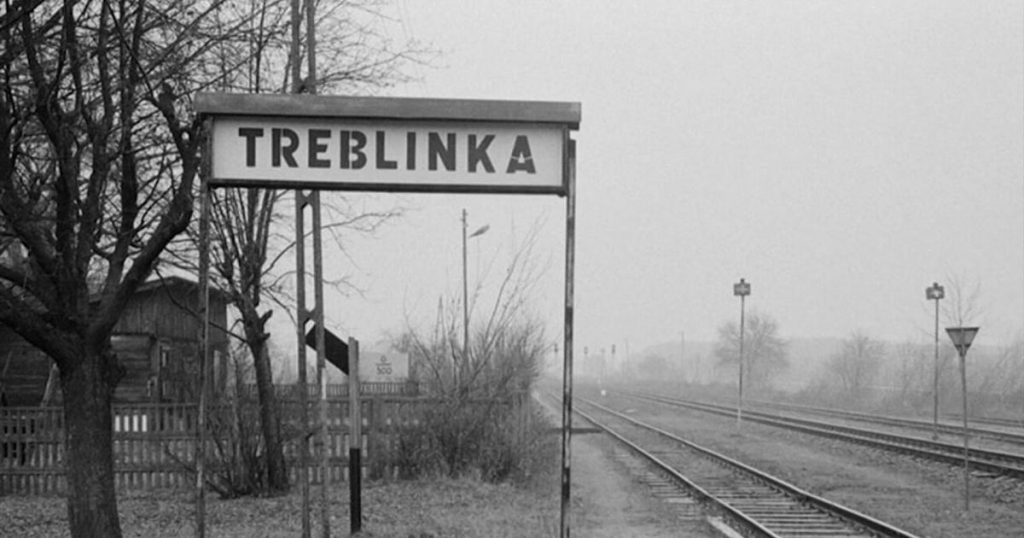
[{"x1": 296, "y1": 1, "x2": 1023, "y2": 360}]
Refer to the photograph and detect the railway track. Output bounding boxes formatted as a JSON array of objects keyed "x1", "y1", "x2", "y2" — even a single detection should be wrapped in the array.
[
  {"x1": 745, "y1": 398, "x2": 1024, "y2": 445},
  {"x1": 565, "y1": 393, "x2": 920, "y2": 538},
  {"x1": 947, "y1": 413, "x2": 1024, "y2": 431},
  {"x1": 619, "y1": 390, "x2": 1024, "y2": 480}
]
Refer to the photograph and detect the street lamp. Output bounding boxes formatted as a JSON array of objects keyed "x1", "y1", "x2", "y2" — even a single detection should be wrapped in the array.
[
  {"x1": 946, "y1": 325, "x2": 979, "y2": 512},
  {"x1": 462, "y1": 209, "x2": 489, "y2": 381},
  {"x1": 733, "y1": 278, "x2": 751, "y2": 428},
  {"x1": 926, "y1": 282, "x2": 944, "y2": 440}
]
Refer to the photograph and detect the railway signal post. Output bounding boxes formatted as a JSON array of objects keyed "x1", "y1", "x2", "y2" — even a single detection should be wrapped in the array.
[
  {"x1": 946, "y1": 326, "x2": 979, "y2": 512},
  {"x1": 926, "y1": 282, "x2": 944, "y2": 441},
  {"x1": 733, "y1": 278, "x2": 751, "y2": 429}
]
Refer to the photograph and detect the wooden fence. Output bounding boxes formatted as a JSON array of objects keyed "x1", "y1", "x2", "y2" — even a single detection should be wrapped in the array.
[
  {"x1": 0, "y1": 394, "x2": 517, "y2": 496},
  {"x1": 237, "y1": 381, "x2": 420, "y2": 400}
]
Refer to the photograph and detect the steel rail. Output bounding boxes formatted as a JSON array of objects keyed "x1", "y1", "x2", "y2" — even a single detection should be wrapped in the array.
[
  {"x1": 571, "y1": 394, "x2": 920, "y2": 538},
  {"x1": 747, "y1": 398, "x2": 1024, "y2": 445},
  {"x1": 947, "y1": 413, "x2": 1024, "y2": 430},
  {"x1": 626, "y1": 391, "x2": 1024, "y2": 479}
]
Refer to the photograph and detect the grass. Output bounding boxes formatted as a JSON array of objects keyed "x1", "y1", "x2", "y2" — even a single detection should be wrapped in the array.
[{"x1": 3, "y1": 477, "x2": 564, "y2": 537}]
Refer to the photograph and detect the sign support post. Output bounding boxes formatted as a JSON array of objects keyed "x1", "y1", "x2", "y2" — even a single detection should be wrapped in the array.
[
  {"x1": 310, "y1": 191, "x2": 330, "y2": 537},
  {"x1": 195, "y1": 126, "x2": 212, "y2": 538},
  {"x1": 348, "y1": 338, "x2": 362, "y2": 533},
  {"x1": 294, "y1": 190, "x2": 312, "y2": 537},
  {"x1": 559, "y1": 140, "x2": 577, "y2": 537}
]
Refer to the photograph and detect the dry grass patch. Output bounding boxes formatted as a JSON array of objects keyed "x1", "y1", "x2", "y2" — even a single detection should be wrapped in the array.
[{"x1": 3, "y1": 478, "x2": 564, "y2": 537}]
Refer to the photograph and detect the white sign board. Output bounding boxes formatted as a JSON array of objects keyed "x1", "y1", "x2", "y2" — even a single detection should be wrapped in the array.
[
  {"x1": 358, "y1": 351, "x2": 409, "y2": 383},
  {"x1": 196, "y1": 93, "x2": 580, "y2": 195},
  {"x1": 210, "y1": 118, "x2": 565, "y2": 191}
]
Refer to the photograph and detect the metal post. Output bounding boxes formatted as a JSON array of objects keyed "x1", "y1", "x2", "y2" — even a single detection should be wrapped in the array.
[
  {"x1": 195, "y1": 129, "x2": 212, "y2": 538},
  {"x1": 559, "y1": 139, "x2": 576, "y2": 538},
  {"x1": 311, "y1": 191, "x2": 329, "y2": 537},
  {"x1": 946, "y1": 326, "x2": 978, "y2": 512},
  {"x1": 733, "y1": 278, "x2": 750, "y2": 429},
  {"x1": 928, "y1": 282, "x2": 944, "y2": 441},
  {"x1": 348, "y1": 338, "x2": 362, "y2": 533},
  {"x1": 960, "y1": 350, "x2": 970, "y2": 512},
  {"x1": 289, "y1": 0, "x2": 310, "y2": 533},
  {"x1": 738, "y1": 294, "x2": 746, "y2": 428},
  {"x1": 933, "y1": 296, "x2": 940, "y2": 440},
  {"x1": 294, "y1": 191, "x2": 311, "y2": 538},
  {"x1": 302, "y1": 1, "x2": 326, "y2": 532},
  {"x1": 461, "y1": 209, "x2": 469, "y2": 385},
  {"x1": 305, "y1": 0, "x2": 317, "y2": 91}
]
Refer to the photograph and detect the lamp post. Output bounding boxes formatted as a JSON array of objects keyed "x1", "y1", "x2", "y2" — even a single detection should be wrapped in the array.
[
  {"x1": 733, "y1": 278, "x2": 751, "y2": 428},
  {"x1": 926, "y1": 282, "x2": 945, "y2": 440},
  {"x1": 946, "y1": 325, "x2": 979, "y2": 512},
  {"x1": 462, "y1": 209, "x2": 489, "y2": 381}
]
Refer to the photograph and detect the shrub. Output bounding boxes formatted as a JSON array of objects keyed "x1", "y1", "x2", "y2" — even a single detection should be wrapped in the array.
[{"x1": 389, "y1": 393, "x2": 556, "y2": 485}]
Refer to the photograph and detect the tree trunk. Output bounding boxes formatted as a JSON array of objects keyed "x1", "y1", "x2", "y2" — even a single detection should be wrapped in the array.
[
  {"x1": 60, "y1": 348, "x2": 123, "y2": 538},
  {"x1": 250, "y1": 332, "x2": 290, "y2": 489}
]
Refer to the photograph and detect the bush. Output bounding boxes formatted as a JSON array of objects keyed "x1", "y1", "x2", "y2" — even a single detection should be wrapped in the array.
[
  {"x1": 204, "y1": 392, "x2": 268, "y2": 498},
  {"x1": 391, "y1": 394, "x2": 556, "y2": 485}
]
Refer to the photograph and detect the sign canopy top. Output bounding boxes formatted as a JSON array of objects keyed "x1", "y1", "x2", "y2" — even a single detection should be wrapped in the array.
[
  {"x1": 196, "y1": 93, "x2": 579, "y2": 194},
  {"x1": 195, "y1": 93, "x2": 580, "y2": 129}
]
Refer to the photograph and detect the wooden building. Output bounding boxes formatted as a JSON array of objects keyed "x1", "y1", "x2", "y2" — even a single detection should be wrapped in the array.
[{"x1": 0, "y1": 276, "x2": 229, "y2": 406}]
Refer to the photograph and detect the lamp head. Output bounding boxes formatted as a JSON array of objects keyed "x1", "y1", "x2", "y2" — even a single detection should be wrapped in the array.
[{"x1": 926, "y1": 282, "x2": 944, "y2": 301}]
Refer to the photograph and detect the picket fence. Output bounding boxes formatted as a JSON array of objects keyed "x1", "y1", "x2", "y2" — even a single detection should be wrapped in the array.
[{"x1": 0, "y1": 393, "x2": 510, "y2": 496}]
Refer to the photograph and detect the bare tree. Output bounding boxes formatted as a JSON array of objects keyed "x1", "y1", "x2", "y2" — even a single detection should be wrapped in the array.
[
  {"x1": 402, "y1": 222, "x2": 548, "y2": 398},
  {"x1": 0, "y1": 2, "x2": 234, "y2": 535},
  {"x1": 973, "y1": 337, "x2": 1024, "y2": 413},
  {"x1": 714, "y1": 311, "x2": 788, "y2": 391},
  {"x1": 942, "y1": 273, "x2": 984, "y2": 328},
  {"x1": 828, "y1": 331, "x2": 886, "y2": 398},
  {"x1": 151, "y1": 0, "x2": 429, "y2": 493},
  {"x1": 2, "y1": 0, "x2": 432, "y2": 531},
  {"x1": 888, "y1": 340, "x2": 932, "y2": 407},
  {"x1": 394, "y1": 223, "x2": 549, "y2": 477}
]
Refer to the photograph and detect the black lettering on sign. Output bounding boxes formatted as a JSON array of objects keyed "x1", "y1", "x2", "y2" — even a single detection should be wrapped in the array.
[
  {"x1": 467, "y1": 134, "x2": 495, "y2": 173},
  {"x1": 428, "y1": 132, "x2": 456, "y2": 171},
  {"x1": 340, "y1": 130, "x2": 367, "y2": 170},
  {"x1": 272, "y1": 128, "x2": 299, "y2": 168},
  {"x1": 406, "y1": 132, "x2": 417, "y2": 170},
  {"x1": 232, "y1": 128, "x2": 548, "y2": 177},
  {"x1": 308, "y1": 129, "x2": 331, "y2": 168},
  {"x1": 376, "y1": 131, "x2": 398, "y2": 170},
  {"x1": 506, "y1": 135, "x2": 535, "y2": 174},
  {"x1": 238, "y1": 128, "x2": 264, "y2": 167}
]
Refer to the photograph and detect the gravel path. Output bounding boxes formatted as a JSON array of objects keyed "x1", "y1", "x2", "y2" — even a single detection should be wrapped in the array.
[{"x1": 568, "y1": 427, "x2": 720, "y2": 537}]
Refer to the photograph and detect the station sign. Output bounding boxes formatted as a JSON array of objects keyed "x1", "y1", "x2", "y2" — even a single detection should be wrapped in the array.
[{"x1": 196, "y1": 93, "x2": 580, "y2": 195}]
